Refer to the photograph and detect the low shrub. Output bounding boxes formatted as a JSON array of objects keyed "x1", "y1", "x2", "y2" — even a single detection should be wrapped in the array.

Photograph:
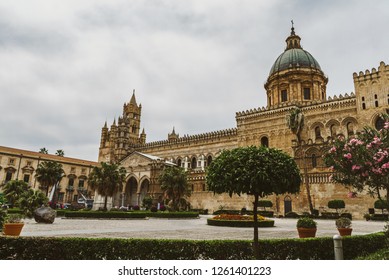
[
  {"x1": 132, "y1": 205, "x2": 140, "y2": 211},
  {"x1": 374, "y1": 199, "x2": 389, "y2": 214},
  {"x1": 285, "y1": 212, "x2": 299, "y2": 218},
  {"x1": 147, "y1": 212, "x2": 199, "y2": 218},
  {"x1": 328, "y1": 200, "x2": 345, "y2": 213},
  {"x1": 320, "y1": 212, "x2": 340, "y2": 219},
  {"x1": 0, "y1": 232, "x2": 385, "y2": 260},
  {"x1": 340, "y1": 213, "x2": 352, "y2": 220},
  {"x1": 213, "y1": 210, "x2": 240, "y2": 215},
  {"x1": 207, "y1": 219, "x2": 274, "y2": 228},
  {"x1": 370, "y1": 214, "x2": 389, "y2": 221},
  {"x1": 296, "y1": 217, "x2": 317, "y2": 228},
  {"x1": 64, "y1": 211, "x2": 147, "y2": 219},
  {"x1": 258, "y1": 200, "x2": 273, "y2": 210},
  {"x1": 150, "y1": 206, "x2": 158, "y2": 213},
  {"x1": 258, "y1": 211, "x2": 274, "y2": 217}
]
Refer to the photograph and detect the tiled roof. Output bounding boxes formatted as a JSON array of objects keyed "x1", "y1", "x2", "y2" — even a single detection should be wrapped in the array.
[{"x1": 0, "y1": 145, "x2": 98, "y2": 167}]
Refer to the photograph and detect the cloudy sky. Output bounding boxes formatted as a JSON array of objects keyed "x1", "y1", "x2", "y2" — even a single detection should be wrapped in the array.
[{"x1": 0, "y1": 0, "x2": 388, "y2": 161}]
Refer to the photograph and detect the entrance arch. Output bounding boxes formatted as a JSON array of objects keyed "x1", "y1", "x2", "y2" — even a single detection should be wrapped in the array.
[
  {"x1": 124, "y1": 176, "x2": 138, "y2": 207},
  {"x1": 139, "y1": 178, "x2": 150, "y2": 205},
  {"x1": 284, "y1": 195, "x2": 292, "y2": 216}
]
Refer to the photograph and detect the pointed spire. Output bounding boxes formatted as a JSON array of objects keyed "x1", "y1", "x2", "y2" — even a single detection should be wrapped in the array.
[
  {"x1": 172, "y1": 126, "x2": 176, "y2": 134},
  {"x1": 112, "y1": 117, "x2": 116, "y2": 125},
  {"x1": 141, "y1": 128, "x2": 145, "y2": 134},
  {"x1": 104, "y1": 120, "x2": 107, "y2": 128},
  {"x1": 130, "y1": 89, "x2": 137, "y2": 105}
]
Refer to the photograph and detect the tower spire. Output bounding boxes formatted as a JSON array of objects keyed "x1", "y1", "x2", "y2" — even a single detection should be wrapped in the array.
[{"x1": 130, "y1": 89, "x2": 137, "y2": 105}]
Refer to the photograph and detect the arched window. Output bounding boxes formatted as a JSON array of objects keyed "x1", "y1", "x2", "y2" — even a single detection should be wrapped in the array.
[
  {"x1": 281, "y1": 90, "x2": 288, "y2": 102},
  {"x1": 311, "y1": 154, "x2": 317, "y2": 168},
  {"x1": 177, "y1": 158, "x2": 182, "y2": 167},
  {"x1": 330, "y1": 125, "x2": 335, "y2": 138},
  {"x1": 206, "y1": 155, "x2": 213, "y2": 167},
  {"x1": 375, "y1": 117, "x2": 385, "y2": 130},
  {"x1": 315, "y1": 126, "x2": 321, "y2": 139},
  {"x1": 261, "y1": 136, "x2": 269, "y2": 147},
  {"x1": 191, "y1": 157, "x2": 197, "y2": 169},
  {"x1": 347, "y1": 122, "x2": 354, "y2": 137}
]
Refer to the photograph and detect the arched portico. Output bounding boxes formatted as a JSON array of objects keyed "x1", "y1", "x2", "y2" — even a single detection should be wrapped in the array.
[
  {"x1": 124, "y1": 176, "x2": 138, "y2": 207},
  {"x1": 139, "y1": 177, "x2": 150, "y2": 205}
]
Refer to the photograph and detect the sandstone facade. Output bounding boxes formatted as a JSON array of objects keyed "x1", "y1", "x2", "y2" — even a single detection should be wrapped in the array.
[
  {"x1": 0, "y1": 146, "x2": 97, "y2": 205},
  {"x1": 96, "y1": 27, "x2": 389, "y2": 218}
]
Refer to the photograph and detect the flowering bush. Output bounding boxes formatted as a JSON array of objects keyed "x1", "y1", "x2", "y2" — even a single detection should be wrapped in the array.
[{"x1": 323, "y1": 114, "x2": 389, "y2": 212}]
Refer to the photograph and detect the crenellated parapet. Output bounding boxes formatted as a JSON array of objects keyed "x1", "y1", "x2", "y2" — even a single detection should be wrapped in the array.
[
  {"x1": 353, "y1": 61, "x2": 389, "y2": 83},
  {"x1": 236, "y1": 92, "x2": 356, "y2": 121},
  {"x1": 137, "y1": 128, "x2": 238, "y2": 149},
  {"x1": 352, "y1": 61, "x2": 389, "y2": 113}
]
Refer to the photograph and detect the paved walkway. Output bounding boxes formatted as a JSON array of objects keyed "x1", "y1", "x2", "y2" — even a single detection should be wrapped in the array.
[{"x1": 18, "y1": 216, "x2": 387, "y2": 240}]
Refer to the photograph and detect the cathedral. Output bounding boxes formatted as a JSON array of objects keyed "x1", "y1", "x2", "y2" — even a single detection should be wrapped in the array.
[
  {"x1": 95, "y1": 26, "x2": 389, "y2": 218},
  {"x1": 1, "y1": 27, "x2": 388, "y2": 218}
]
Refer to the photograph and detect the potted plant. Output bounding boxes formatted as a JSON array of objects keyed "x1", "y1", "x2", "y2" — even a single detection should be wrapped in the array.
[
  {"x1": 3, "y1": 213, "x2": 25, "y2": 236},
  {"x1": 335, "y1": 217, "x2": 352, "y2": 236},
  {"x1": 296, "y1": 217, "x2": 317, "y2": 238}
]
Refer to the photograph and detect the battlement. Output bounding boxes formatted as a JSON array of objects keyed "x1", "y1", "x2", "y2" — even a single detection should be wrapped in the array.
[
  {"x1": 236, "y1": 92, "x2": 355, "y2": 119},
  {"x1": 353, "y1": 61, "x2": 388, "y2": 82},
  {"x1": 137, "y1": 128, "x2": 238, "y2": 149}
]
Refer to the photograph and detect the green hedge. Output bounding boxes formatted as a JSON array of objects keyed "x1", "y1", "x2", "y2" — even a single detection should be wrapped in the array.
[
  {"x1": 63, "y1": 211, "x2": 199, "y2": 219},
  {"x1": 207, "y1": 219, "x2": 275, "y2": 227},
  {"x1": 64, "y1": 211, "x2": 147, "y2": 219},
  {"x1": 0, "y1": 233, "x2": 386, "y2": 260},
  {"x1": 370, "y1": 214, "x2": 389, "y2": 221},
  {"x1": 146, "y1": 212, "x2": 199, "y2": 218}
]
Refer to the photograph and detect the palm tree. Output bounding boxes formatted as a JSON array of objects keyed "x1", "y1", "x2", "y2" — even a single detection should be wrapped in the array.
[
  {"x1": 158, "y1": 166, "x2": 190, "y2": 211},
  {"x1": 39, "y1": 147, "x2": 49, "y2": 154},
  {"x1": 35, "y1": 161, "x2": 65, "y2": 197},
  {"x1": 18, "y1": 189, "x2": 48, "y2": 218},
  {"x1": 2, "y1": 180, "x2": 29, "y2": 207},
  {"x1": 286, "y1": 107, "x2": 314, "y2": 214},
  {"x1": 88, "y1": 162, "x2": 127, "y2": 210},
  {"x1": 55, "y1": 149, "x2": 65, "y2": 157}
]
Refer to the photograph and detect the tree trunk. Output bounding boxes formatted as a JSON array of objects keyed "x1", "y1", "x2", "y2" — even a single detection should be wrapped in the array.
[
  {"x1": 253, "y1": 193, "x2": 260, "y2": 260},
  {"x1": 104, "y1": 195, "x2": 108, "y2": 211},
  {"x1": 303, "y1": 165, "x2": 314, "y2": 214}
]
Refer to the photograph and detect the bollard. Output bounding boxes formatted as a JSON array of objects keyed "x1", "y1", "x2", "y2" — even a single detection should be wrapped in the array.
[{"x1": 333, "y1": 234, "x2": 343, "y2": 260}]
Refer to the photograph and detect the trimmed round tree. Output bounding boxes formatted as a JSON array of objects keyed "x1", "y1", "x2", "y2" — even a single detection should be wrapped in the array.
[
  {"x1": 327, "y1": 199, "x2": 345, "y2": 214},
  {"x1": 206, "y1": 146, "x2": 301, "y2": 259}
]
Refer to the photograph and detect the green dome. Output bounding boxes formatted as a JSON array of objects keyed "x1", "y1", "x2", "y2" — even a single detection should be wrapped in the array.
[{"x1": 269, "y1": 48, "x2": 322, "y2": 75}]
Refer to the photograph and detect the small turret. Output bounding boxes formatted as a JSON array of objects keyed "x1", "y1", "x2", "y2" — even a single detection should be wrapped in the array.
[
  {"x1": 140, "y1": 128, "x2": 147, "y2": 144},
  {"x1": 168, "y1": 127, "x2": 179, "y2": 141}
]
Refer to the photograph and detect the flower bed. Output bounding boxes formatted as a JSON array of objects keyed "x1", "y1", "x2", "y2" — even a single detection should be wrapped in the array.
[{"x1": 207, "y1": 214, "x2": 275, "y2": 227}]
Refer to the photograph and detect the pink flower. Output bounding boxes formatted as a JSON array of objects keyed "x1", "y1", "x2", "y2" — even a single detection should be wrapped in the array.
[
  {"x1": 349, "y1": 138, "x2": 364, "y2": 146},
  {"x1": 352, "y1": 165, "x2": 361, "y2": 171},
  {"x1": 382, "y1": 163, "x2": 389, "y2": 169},
  {"x1": 343, "y1": 153, "x2": 352, "y2": 159},
  {"x1": 329, "y1": 147, "x2": 336, "y2": 153},
  {"x1": 372, "y1": 167, "x2": 383, "y2": 175},
  {"x1": 384, "y1": 122, "x2": 389, "y2": 129}
]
